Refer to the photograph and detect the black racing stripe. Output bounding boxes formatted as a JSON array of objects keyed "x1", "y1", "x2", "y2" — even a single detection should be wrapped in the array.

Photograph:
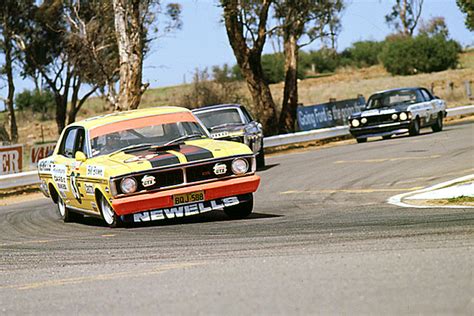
[
  {"x1": 178, "y1": 145, "x2": 214, "y2": 162},
  {"x1": 149, "y1": 152, "x2": 180, "y2": 168}
]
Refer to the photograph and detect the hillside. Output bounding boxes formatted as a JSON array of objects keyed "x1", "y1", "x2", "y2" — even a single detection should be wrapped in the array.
[{"x1": 8, "y1": 50, "x2": 474, "y2": 147}]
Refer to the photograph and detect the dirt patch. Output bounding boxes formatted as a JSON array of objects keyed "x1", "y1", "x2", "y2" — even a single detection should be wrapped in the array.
[
  {"x1": 404, "y1": 198, "x2": 474, "y2": 207},
  {"x1": 0, "y1": 186, "x2": 44, "y2": 206}
]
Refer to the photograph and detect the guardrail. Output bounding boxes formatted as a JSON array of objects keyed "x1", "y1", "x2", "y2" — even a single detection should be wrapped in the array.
[
  {"x1": 263, "y1": 105, "x2": 474, "y2": 149},
  {"x1": 1, "y1": 105, "x2": 473, "y2": 191}
]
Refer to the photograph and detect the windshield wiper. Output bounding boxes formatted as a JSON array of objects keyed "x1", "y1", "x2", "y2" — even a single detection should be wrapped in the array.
[
  {"x1": 209, "y1": 123, "x2": 242, "y2": 130},
  {"x1": 110, "y1": 143, "x2": 153, "y2": 156},
  {"x1": 164, "y1": 133, "x2": 205, "y2": 146}
]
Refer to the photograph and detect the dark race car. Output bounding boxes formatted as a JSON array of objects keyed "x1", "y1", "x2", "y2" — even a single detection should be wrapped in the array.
[
  {"x1": 192, "y1": 104, "x2": 265, "y2": 168},
  {"x1": 349, "y1": 87, "x2": 446, "y2": 143}
]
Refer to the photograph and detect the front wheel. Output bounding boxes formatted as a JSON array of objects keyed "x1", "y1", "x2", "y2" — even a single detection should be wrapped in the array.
[
  {"x1": 99, "y1": 195, "x2": 122, "y2": 228},
  {"x1": 356, "y1": 138, "x2": 367, "y2": 143},
  {"x1": 409, "y1": 118, "x2": 420, "y2": 136},
  {"x1": 224, "y1": 196, "x2": 253, "y2": 219},
  {"x1": 431, "y1": 113, "x2": 443, "y2": 132},
  {"x1": 57, "y1": 196, "x2": 82, "y2": 223}
]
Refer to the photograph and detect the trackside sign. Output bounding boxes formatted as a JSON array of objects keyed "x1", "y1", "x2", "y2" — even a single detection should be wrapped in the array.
[
  {"x1": 297, "y1": 97, "x2": 365, "y2": 131},
  {"x1": 30, "y1": 142, "x2": 56, "y2": 168},
  {"x1": 0, "y1": 145, "x2": 23, "y2": 175}
]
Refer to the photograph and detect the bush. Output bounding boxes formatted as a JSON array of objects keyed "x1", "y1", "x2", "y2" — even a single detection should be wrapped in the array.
[
  {"x1": 380, "y1": 34, "x2": 461, "y2": 75},
  {"x1": 261, "y1": 53, "x2": 285, "y2": 84},
  {"x1": 303, "y1": 48, "x2": 340, "y2": 73},
  {"x1": 15, "y1": 89, "x2": 55, "y2": 116},
  {"x1": 341, "y1": 40, "x2": 384, "y2": 68}
]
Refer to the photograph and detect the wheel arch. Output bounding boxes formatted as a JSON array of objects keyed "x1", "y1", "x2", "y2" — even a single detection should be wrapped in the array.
[{"x1": 48, "y1": 182, "x2": 59, "y2": 204}]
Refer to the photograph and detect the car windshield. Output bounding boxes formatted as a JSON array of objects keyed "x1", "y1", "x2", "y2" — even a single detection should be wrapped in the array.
[
  {"x1": 90, "y1": 120, "x2": 207, "y2": 157},
  {"x1": 367, "y1": 90, "x2": 418, "y2": 109},
  {"x1": 195, "y1": 108, "x2": 244, "y2": 129}
]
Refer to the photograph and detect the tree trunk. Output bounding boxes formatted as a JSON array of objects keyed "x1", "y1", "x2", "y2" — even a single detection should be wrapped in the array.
[
  {"x1": 113, "y1": 0, "x2": 145, "y2": 111},
  {"x1": 55, "y1": 68, "x2": 72, "y2": 135},
  {"x1": 222, "y1": 0, "x2": 278, "y2": 135},
  {"x1": 279, "y1": 32, "x2": 299, "y2": 134},
  {"x1": 238, "y1": 54, "x2": 278, "y2": 135},
  {"x1": 3, "y1": 16, "x2": 18, "y2": 143}
]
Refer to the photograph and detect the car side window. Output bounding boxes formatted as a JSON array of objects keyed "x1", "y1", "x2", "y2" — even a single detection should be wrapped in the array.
[
  {"x1": 420, "y1": 89, "x2": 432, "y2": 101},
  {"x1": 59, "y1": 128, "x2": 78, "y2": 158},
  {"x1": 240, "y1": 106, "x2": 254, "y2": 123},
  {"x1": 75, "y1": 128, "x2": 86, "y2": 154}
]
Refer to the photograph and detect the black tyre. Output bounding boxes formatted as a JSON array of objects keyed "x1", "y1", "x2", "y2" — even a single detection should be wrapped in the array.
[
  {"x1": 382, "y1": 135, "x2": 392, "y2": 140},
  {"x1": 224, "y1": 196, "x2": 253, "y2": 219},
  {"x1": 409, "y1": 118, "x2": 420, "y2": 136},
  {"x1": 256, "y1": 140, "x2": 265, "y2": 169},
  {"x1": 57, "y1": 196, "x2": 83, "y2": 223},
  {"x1": 431, "y1": 113, "x2": 443, "y2": 132},
  {"x1": 356, "y1": 138, "x2": 367, "y2": 143},
  {"x1": 99, "y1": 195, "x2": 123, "y2": 228}
]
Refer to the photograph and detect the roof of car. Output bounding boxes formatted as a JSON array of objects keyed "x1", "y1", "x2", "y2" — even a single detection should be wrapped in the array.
[
  {"x1": 70, "y1": 106, "x2": 192, "y2": 130},
  {"x1": 192, "y1": 104, "x2": 242, "y2": 112},
  {"x1": 372, "y1": 87, "x2": 423, "y2": 95}
]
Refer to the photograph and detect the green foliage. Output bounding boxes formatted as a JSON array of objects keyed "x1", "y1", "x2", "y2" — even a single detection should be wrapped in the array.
[
  {"x1": 341, "y1": 41, "x2": 384, "y2": 68},
  {"x1": 302, "y1": 48, "x2": 340, "y2": 73},
  {"x1": 457, "y1": 0, "x2": 474, "y2": 31},
  {"x1": 261, "y1": 53, "x2": 285, "y2": 84},
  {"x1": 380, "y1": 34, "x2": 461, "y2": 75},
  {"x1": 15, "y1": 89, "x2": 55, "y2": 115}
]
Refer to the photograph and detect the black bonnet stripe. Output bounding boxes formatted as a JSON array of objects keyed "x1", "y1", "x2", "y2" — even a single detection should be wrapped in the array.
[
  {"x1": 149, "y1": 153, "x2": 180, "y2": 168},
  {"x1": 178, "y1": 145, "x2": 214, "y2": 162}
]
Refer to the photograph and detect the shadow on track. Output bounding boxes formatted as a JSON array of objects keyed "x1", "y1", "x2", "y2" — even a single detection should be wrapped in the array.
[{"x1": 75, "y1": 210, "x2": 282, "y2": 229}]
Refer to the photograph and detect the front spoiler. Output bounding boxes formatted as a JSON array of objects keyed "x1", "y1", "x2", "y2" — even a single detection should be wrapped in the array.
[{"x1": 112, "y1": 175, "x2": 260, "y2": 216}]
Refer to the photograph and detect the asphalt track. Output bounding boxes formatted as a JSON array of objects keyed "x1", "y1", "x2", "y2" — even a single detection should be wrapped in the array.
[{"x1": 1, "y1": 122, "x2": 473, "y2": 315}]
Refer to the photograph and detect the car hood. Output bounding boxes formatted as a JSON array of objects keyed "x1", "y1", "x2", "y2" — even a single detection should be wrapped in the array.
[
  {"x1": 351, "y1": 104, "x2": 409, "y2": 118},
  {"x1": 101, "y1": 138, "x2": 253, "y2": 177}
]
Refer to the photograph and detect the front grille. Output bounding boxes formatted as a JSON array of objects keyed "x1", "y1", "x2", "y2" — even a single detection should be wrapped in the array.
[
  {"x1": 186, "y1": 161, "x2": 233, "y2": 183},
  {"x1": 114, "y1": 156, "x2": 253, "y2": 196},
  {"x1": 365, "y1": 114, "x2": 396, "y2": 126}
]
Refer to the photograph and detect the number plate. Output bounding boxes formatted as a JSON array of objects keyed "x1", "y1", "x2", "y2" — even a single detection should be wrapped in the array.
[{"x1": 173, "y1": 191, "x2": 205, "y2": 205}]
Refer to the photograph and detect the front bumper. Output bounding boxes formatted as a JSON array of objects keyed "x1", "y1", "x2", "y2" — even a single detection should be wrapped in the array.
[
  {"x1": 350, "y1": 121, "x2": 411, "y2": 138},
  {"x1": 111, "y1": 175, "x2": 260, "y2": 216}
]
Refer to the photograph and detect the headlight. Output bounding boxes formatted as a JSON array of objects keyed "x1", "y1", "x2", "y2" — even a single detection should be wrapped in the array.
[
  {"x1": 351, "y1": 119, "x2": 360, "y2": 127},
  {"x1": 120, "y1": 177, "x2": 137, "y2": 194},
  {"x1": 399, "y1": 112, "x2": 408, "y2": 121},
  {"x1": 231, "y1": 158, "x2": 249, "y2": 175},
  {"x1": 391, "y1": 113, "x2": 398, "y2": 120},
  {"x1": 361, "y1": 118, "x2": 367, "y2": 124}
]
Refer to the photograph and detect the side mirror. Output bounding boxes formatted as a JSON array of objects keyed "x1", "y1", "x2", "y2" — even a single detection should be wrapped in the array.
[{"x1": 75, "y1": 151, "x2": 87, "y2": 162}]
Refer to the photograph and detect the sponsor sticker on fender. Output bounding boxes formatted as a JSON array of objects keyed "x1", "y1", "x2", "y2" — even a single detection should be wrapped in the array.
[
  {"x1": 52, "y1": 164, "x2": 68, "y2": 192},
  {"x1": 87, "y1": 165, "x2": 105, "y2": 177},
  {"x1": 133, "y1": 196, "x2": 240, "y2": 223}
]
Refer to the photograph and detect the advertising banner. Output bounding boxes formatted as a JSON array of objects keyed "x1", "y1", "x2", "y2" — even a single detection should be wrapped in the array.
[
  {"x1": 0, "y1": 145, "x2": 23, "y2": 175},
  {"x1": 30, "y1": 142, "x2": 56, "y2": 168},
  {"x1": 297, "y1": 97, "x2": 366, "y2": 131}
]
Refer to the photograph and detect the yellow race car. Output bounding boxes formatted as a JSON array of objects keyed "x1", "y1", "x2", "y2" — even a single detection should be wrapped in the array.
[{"x1": 38, "y1": 106, "x2": 260, "y2": 227}]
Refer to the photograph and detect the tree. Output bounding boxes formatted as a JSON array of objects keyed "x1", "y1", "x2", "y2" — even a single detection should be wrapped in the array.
[
  {"x1": 17, "y1": 0, "x2": 100, "y2": 134},
  {"x1": 274, "y1": 0, "x2": 344, "y2": 133},
  {"x1": 221, "y1": 0, "x2": 278, "y2": 135},
  {"x1": 457, "y1": 0, "x2": 474, "y2": 31},
  {"x1": 112, "y1": 0, "x2": 182, "y2": 111},
  {"x1": 419, "y1": 17, "x2": 449, "y2": 38},
  {"x1": 0, "y1": 1, "x2": 32, "y2": 142},
  {"x1": 385, "y1": 0, "x2": 424, "y2": 36}
]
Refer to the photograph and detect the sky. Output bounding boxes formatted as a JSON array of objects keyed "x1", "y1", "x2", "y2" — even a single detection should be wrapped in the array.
[{"x1": 1, "y1": 0, "x2": 473, "y2": 107}]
